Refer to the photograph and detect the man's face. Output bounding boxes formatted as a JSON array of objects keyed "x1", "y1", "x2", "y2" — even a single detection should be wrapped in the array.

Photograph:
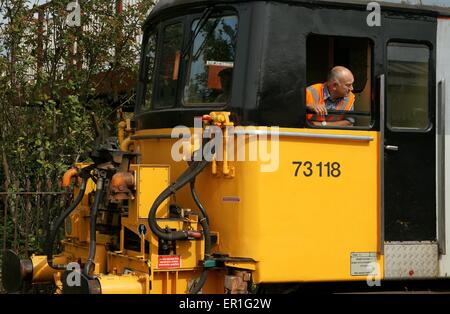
[{"x1": 332, "y1": 73, "x2": 354, "y2": 98}]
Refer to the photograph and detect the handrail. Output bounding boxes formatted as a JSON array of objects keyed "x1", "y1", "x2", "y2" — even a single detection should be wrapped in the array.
[{"x1": 132, "y1": 130, "x2": 374, "y2": 142}]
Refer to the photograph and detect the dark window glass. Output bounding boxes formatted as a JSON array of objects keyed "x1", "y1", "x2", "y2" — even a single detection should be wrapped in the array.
[
  {"x1": 387, "y1": 43, "x2": 430, "y2": 130},
  {"x1": 154, "y1": 23, "x2": 183, "y2": 108},
  {"x1": 183, "y1": 15, "x2": 238, "y2": 105},
  {"x1": 143, "y1": 33, "x2": 156, "y2": 111}
]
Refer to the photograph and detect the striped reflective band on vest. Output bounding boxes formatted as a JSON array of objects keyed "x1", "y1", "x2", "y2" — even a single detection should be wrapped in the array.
[
  {"x1": 307, "y1": 84, "x2": 353, "y2": 122},
  {"x1": 307, "y1": 86, "x2": 321, "y2": 104}
]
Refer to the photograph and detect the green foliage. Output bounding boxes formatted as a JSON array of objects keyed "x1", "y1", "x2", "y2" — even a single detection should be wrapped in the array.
[
  {"x1": 0, "y1": 1, "x2": 155, "y2": 292},
  {"x1": 1, "y1": 0, "x2": 154, "y2": 181}
]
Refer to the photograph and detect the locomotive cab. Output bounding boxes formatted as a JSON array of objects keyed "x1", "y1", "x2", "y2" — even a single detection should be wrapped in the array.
[{"x1": 3, "y1": 0, "x2": 450, "y2": 294}]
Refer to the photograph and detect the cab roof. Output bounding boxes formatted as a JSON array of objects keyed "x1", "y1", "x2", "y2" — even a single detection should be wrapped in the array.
[{"x1": 146, "y1": 0, "x2": 450, "y2": 23}]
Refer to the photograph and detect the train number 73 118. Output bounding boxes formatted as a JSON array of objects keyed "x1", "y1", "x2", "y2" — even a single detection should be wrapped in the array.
[{"x1": 292, "y1": 161, "x2": 341, "y2": 177}]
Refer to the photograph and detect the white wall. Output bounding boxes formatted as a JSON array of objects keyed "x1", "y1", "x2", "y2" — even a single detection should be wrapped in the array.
[{"x1": 438, "y1": 18, "x2": 450, "y2": 277}]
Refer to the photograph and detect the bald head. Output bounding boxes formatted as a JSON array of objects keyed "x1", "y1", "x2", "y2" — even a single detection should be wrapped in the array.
[
  {"x1": 326, "y1": 66, "x2": 354, "y2": 99},
  {"x1": 327, "y1": 66, "x2": 353, "y2": 83}
]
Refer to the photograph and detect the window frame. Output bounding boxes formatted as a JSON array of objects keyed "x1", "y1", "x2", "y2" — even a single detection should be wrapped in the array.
[
  {"x1": 142, "y1": 7, "x2": 239, "y2": 112},
  {"x1": 140, "y1": 29, "x2": 158, "y2": 113},
  {"x1": 152, "y1": 18, "x2": 186, "y2": 110},
  {"x1": 181, "y1": 13, "x2": 239, "y2": 107},
  {"x1": 385, "y1": 40, "x2": 433, "y2": 133},
  {"x1": 304, "y1": 33, "x2": 375, "y2": 131}
]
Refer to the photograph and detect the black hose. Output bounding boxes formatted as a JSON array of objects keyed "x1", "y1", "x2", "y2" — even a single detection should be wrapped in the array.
[
  {"x1": 148, "y1": 141, "x2": 215, "y2": 293},
  {"x1": 83, "y1": 176, "x2": 105, "y2": 278},
  {"x1": 189, "y1": 270, "x2": 209, "y2": 294},
  {"x1": 188, "y1": 202, "x2": 211, "y2": 294},
  {"x1": 47, "y1": 176, "x2": 88, "y2": 270},
  {"x1": 190, "y1": 179, "x2": 209, "y2": 226},
  {"x1": 148, "y1": 159, "x2": 211, "y2": 241}
]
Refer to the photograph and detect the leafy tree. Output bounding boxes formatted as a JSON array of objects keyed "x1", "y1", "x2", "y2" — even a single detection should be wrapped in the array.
[{"x1": 0, "y1": 0, "x2": 154, "y2": 292}]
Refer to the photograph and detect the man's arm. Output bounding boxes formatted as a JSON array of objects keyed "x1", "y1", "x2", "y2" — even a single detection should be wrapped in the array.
[
  {"x1": 344, "y1": 103, "x2": 355, "y2": 125},
  {"x1": 306, "y1": 103, "x2": 327, "y2": 116},
  {"x1": 311, "y1": 120, "x2": 353, "y2": 127},
  {"x1": 306, "y1": 87, "x2": 327, "y2": 116}
]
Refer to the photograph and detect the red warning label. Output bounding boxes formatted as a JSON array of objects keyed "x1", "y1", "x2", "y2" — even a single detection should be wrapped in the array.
[{"x1": 157, "y1": 255, "x2": 181, "y2": 269}]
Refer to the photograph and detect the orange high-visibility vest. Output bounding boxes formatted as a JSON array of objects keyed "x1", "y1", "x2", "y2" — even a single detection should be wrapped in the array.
[{"x1": 306, "y1": 83, "x2": 355, "y2": 122}]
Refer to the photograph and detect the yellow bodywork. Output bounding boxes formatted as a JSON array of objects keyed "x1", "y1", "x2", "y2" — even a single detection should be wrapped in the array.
[
  {"x1": 134, "y1": 127, "x2": 382, "y2": 284},
  {"x1": 40, "y1": 125, "x2": 382, "y2": 293},
  {"x1": 30, "y1": 255, "x2": 68, "y2": 283}
]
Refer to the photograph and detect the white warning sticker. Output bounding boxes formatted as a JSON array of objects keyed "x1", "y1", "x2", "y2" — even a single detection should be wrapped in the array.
[
  {"x1": 158, "y1": 255, "x2": 181, "y2": 269},
  {"x1": 206, "y1": 61, "x2": 234, "y2": 67},
  {"x1": 351, "y1": 252, "x2": 378, "y2": 276}
]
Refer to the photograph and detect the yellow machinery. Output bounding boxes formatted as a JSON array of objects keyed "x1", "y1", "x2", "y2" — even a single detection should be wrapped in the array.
[
  {"x1": 5, "y1": 0, "x2": 450, "y2": 294},
  {"x1": 1, "y1": 112, "x2": 381, "y2": 294}
]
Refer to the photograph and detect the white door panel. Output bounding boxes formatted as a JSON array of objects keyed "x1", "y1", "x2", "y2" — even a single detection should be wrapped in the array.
[{"x1": 438, "y1": 18, "x2": 450, "y2": 277}]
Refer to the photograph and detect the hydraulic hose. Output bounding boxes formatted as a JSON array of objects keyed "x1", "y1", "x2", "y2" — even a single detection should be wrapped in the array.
[
  {"x1": 148, "y1": 142, "x2": 215, "y2": 293},
  {"x1": 47, "y1": 176, "x2": 89, "y2": 270},
  {"x1": 190, "y1": 179, "x2": 209, "y2": 226},
  {"x1": 83, "y1": 176, "x2": 105, "y2": 278},
  {"x1": 148, "y1": 159, "x2": 211, "y2": 241},
  {"x1": 188, "y1": 196, "x2": 211, "y2": 294}
]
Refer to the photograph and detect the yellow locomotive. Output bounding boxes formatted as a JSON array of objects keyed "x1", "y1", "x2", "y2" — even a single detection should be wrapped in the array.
[{"x1": 3, "y1": 0, "x2": 450, "y2": 294}]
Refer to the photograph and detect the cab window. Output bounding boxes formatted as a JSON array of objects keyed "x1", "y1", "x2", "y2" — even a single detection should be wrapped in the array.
[
  {"x1": 387, "y1": 42, "x2": 430, "y2": 130},
  {"x1": 306, "y1": 35, "x2": 373, "y2": 128},
  {"x1": 154, "y1": 22, "x2": 183, "y2": 108},
  {"x1": 183, "y1": 15, "x2": 238, "y2": 105},
  {"x1": 143, "y1": 32, "x2": 157, "y2": 111}
]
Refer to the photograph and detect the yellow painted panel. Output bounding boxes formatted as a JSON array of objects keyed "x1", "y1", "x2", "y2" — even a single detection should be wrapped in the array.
[
  {"x1": 151, "y1": 269, "x2": 225, "y2": 294},
  {"x1": 254, "y1": 130, "x2": 381, "y2": 282},
  {"x1": 97, "y1": 274, "x2": 147, "y2": 294},
  {"x1": 107, "y1": 252, "x2": 149, "y2": 274},
  {"x1": 135, "y1": 165, "x2": 170, "y2": 220},
  {"x1": 133, "y1": 127, "x2": 382, "y2": 284}
]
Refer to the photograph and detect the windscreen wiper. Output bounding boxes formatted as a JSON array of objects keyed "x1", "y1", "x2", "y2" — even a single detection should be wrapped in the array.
[
  {"x1": 192, "y1": 18, "x2": 221, "y2": 61},
  {"x1": 181, "y1": 6, "x2": 216, "y2": 59}
]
